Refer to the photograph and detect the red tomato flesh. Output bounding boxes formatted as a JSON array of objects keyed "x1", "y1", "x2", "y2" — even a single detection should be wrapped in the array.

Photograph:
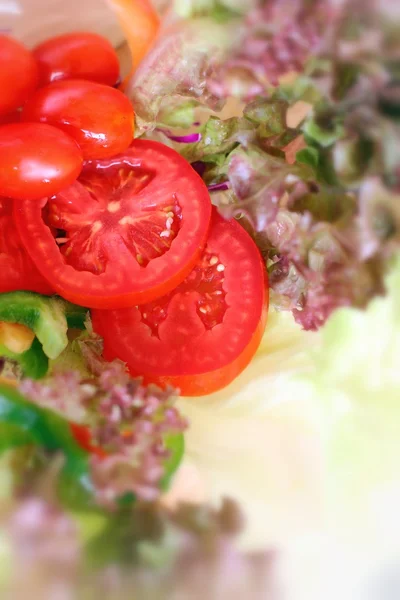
[
  {"x1": 92, "y1": 210, "x2": 268, "y2": 396},
  {"x1": 21, "y1": 79, "x2": 134, "y2": 160},
  {"x1": 33, "y1": 32, "x2": 120, "y2": 87},
  {"x1": 14, "y1": 140, "x2": 212, "y2": 309},
  {"x1": 0, "y1": 35, "x2": 38, "y2": 116},
  {"x1": 0, "y1": 123, "x2": 83, "y2": 200},
  {"x1": 0, "y1": 197, "x2": 53, "y2": 295}
]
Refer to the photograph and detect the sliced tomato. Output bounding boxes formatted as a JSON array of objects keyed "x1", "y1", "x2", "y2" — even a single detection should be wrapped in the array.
[
  {"x1": 14, "y1": 140, "x2": 212, "y2": 309},
  {"x1": 92, "y1": 210, "x2": 268, "y2": 396},
  {"x1": 0, "y1": 197, "x2": 53, "y2": 295}
]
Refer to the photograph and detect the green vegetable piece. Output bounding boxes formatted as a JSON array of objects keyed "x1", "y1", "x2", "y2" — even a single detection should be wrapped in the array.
[
  {"x1": 160, "y1": 432, "x2": 185, "y2": 490},
  {"x1": 64, "y1": 302, "x2": 88, "y2": 330},
  {"x1": 378, "y1": 81, "x2": 400, "y2": 119},
  {"x1": 181, "y1": 116, "x2": 241, "y2": 164},
  {"x1": 244, "y1": 98, "x2": 288, "y2": 136},
  {"x1": 0, "y1": 384, "x2": 91, "y2": 502},
  {"x1": 332, "y1": 62, "x2": 359, "y2": 100},
  {"x1": 157, "y1": 99, "x2": 198, "y2": 129},
  {"x1": 303, "y1": 114, "x2": 345, "y2": 148},
  {"x1": 0, "y1": 384, "x2": 85, "y2": 456},
  {"x1": 0, "y1": 384, "x2": 184, "y2": 512},
  {"x1": 113, "y1": 432, "x2": 185, "y2": 509},
  {"x1": 296, "y1": 146, "x2": 320, "y2": 170},
  {"x1": 0, "y1": 292, "x2": 87, "y2": 359},
  {"x1": 0, "y1": 338, "x2": 48, "y2": 380}
]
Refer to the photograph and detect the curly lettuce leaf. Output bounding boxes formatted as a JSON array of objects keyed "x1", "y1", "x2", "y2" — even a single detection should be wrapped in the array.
[{"x1": 128, "y1": 18, "x2": 234, "y2": 129}]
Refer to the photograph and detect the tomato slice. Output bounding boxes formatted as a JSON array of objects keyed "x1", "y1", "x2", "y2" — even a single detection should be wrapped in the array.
[
  {"x1": 92, "y1": 211, "x2": 268, "y2": 396},
  {"x1": 0, "y1": 198, "x2": 53, "y2": 295},
  {"x1": 14, "y1": 140, "x2": 212, "y2": 309}
]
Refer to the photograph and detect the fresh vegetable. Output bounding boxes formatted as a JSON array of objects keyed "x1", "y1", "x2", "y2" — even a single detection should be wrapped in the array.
[
  {"x1": 14, "y1": 140, "x2": 212, "y2": 309},
  {"x1": 0, "y1": 291, "x2": 87, "y2": 359},
  {"x1": 18, "y1": 360, "x2": 187, "y2": 506},
  {"x1": 0, "y1": 382, "x2": 93, "y2": 505},
  {"x1": 0, "y1": 338, "x2": 48, "y2": 380},
  {"x1": 0, "y1": 123, "x2": 83, "y2": 200},
  {"x1": 0, "y1": 383, "x2": 89, "y2": 467},
  {"x1": 0, "y1": 35, "x2": 38, "y2": 115},
  {"x1": 0, "y1": 322, "x2": 34, "y2": 355},
  {"x1": 106, "y1": 0, "x2": 160, "y2": 79},
  {"x1": 1, "y1": 495, "x2": 270, "y2": 599},
  {"x1": 33, "y1": 31, "x2": 120, "y2": 86},
  {"x1": 92, "y1": 210, "x2": 267, "y2": 395},
  {"x1": 0, "y1": 371, "x2": 186, "y2": 509},
  {"x1": 21, "y1": 80, "x2": 135, "y2": 160},
  {"x1": 128, "y1": 16, "x2": 232, "y2": 128},
  {"x1": 179, "y1": 253, "x2": 400, "y2": 556},
  {"x1": 0, "y1": 197, "x2": 54, "y2": 295}
]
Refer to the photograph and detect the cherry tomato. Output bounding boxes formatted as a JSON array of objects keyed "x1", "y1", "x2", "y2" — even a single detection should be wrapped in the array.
[
  {"x1": 92, "y1": 210, "x2": 268, "y2": 396},
  {"x1": 0, "y1": 197, "x2": 53, "y2": 295},
  {"x1": 21, "y1": 80, "x2": 135, "y2": 160},
  {"x1": 0, "y1": 123, "x2": 83, "y2": 200},
  {"x1": 14, "y1": 140, "x2": 212, "y2": 309},
  {"x1": 0, "y1": 35, "x2": 38, "y2": 116},
  {"x1": 33, "y1": 32, "x2": 120, "y2": 87},
  {"x1": 108, "y1": 0, "x2": 160, "y2": 85}
]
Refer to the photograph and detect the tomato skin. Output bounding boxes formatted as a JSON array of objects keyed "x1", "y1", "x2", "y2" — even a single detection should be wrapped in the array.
[
  {"x1": 0, "y1": 123, "x2": 83, "y2": 200},
  {"x1": 21, "y1": 80, "x2": 135, "y2": 160},
  {"x1": 143, "y1": 309, "x2": 268, "y2": 396},
  {"x1": 0, "y1": 36, "x2": 39, "y2": 116},
  {"x1": 92, "y1": 211, "x2": 268, "y2": 396},
  {"x1": 33, "y1": 32, "x2": 120, "y2": 87},
  {"x1": 0, "y1": 109, "x2": 21, "y2": 125},
  {"x1": 0, "y1": 197, "x2": 54, "y2": 295},
  {"x1": 14, "y1": 140, "x2": 212, "y2": 309}
]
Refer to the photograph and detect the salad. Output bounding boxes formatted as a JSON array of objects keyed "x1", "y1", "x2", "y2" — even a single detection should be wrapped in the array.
[{"x1": 0, "y1": 0, "x2": 399, "y2": 598}]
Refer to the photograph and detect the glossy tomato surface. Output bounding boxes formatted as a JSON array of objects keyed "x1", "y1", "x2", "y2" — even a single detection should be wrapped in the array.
[
  {"x1": 0, "y1": 35, "x2": 38, "y2": 116},
  {"x1": 0, "y1": 197, "x2": 53, "y2": 295},
  {"x1": 33, "y1": 32, "x2": 120, "y2": 86},
  {"x1": 21, "y1": 80, "x2": 134, "y2": 160},
  {"x1": 0, "y1": 123, "x2": 83, "y2": 200},
  {"x1": 14, "y1": 140, "x2": 212, "y2": 308},
  {"x1": 92, "y1": 210, "x2": 268, "y2": 396}
]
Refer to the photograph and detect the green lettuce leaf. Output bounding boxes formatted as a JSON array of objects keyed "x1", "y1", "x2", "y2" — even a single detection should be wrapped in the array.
[{"x1": 179, "y1": 254, "x2": 400, "y2": 551}]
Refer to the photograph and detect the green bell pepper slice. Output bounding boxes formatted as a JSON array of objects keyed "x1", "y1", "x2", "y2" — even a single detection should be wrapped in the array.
[
  {"x1": 0, "y1": 291, "x2": 87, "y2": 360},
  {"x1": 0, "y1": 337, "x2": 48, "y2": 380}
]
